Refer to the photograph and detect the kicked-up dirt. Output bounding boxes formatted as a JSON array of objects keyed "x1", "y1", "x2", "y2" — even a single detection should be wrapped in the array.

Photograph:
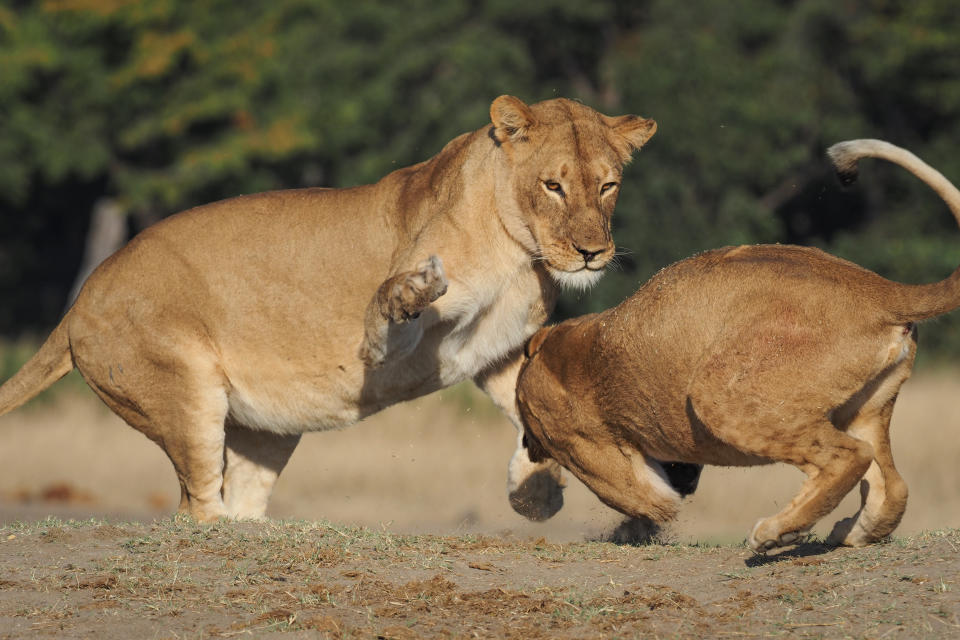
[{"x1": 0, "y1": 517, "x2": 958, "y2": 639}]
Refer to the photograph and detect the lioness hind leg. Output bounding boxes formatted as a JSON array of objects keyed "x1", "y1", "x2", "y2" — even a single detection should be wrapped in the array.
[
  {"x1": 75, "y1": 349, "x2": 231, "y2": 524},
  {"x1": 360, "y1": 255, "x2": 448, "y2": 367},
  {"x1": 222, "y1": 424, "x2": 302, "y2": 519},
  {"x1": 827, "y1": 395, "x2": 909, "y2": 547},
  {"x1": 745, "y1": 422, "x2": 874, "y2": 552},
  {"x1": 105, "y1": 391, "x2": 229, "y2": 523},
  {"x1": 147, "y1": 386, "x2": 231, "y2": 524}
]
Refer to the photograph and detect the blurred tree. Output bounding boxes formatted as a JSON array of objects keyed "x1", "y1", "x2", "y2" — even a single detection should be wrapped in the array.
[
  {"x1": 0, "y1": 0, "x2": 323, "y2": 328},
  {"x1": 1, "y1": 0, "x2": 959, "y2": 360},
  {"x1": 0, "y1": 0, "x2": 553, "y2": 331},
  {"x1": 591, "y1": 0, "x2": 960, "y2": 360}
]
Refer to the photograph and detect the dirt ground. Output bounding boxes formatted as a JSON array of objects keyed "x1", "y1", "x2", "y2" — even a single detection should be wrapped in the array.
[
  {"x1": 1, "y1": 373, "x2": 960, "y2": 637},
  {"x1": 1, "y1": 519, "x2": 958, "y2": 638}
]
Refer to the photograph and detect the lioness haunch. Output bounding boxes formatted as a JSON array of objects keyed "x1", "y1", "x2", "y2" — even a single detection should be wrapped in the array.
[
  {"x1": 517, "y1": 139, "x2": 960, "y2": 551},
  {"x1": 0, "y1": 96, "x2": 656, "y2": 523}
]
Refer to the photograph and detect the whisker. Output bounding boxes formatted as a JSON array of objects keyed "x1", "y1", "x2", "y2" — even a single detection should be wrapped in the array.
[{"x1": 606, "y1": 255, "x2": 625, "y2": 273}]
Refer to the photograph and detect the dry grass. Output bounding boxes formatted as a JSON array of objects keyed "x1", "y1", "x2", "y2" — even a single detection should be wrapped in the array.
[
  {"x1": 1, "y1": 371, "x2": 960, "y2": 544},
  {"x1": 1, "y1": 517, "x2": 958, "y2": 639}
]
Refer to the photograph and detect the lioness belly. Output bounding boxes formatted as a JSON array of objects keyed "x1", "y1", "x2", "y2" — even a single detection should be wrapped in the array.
[
  {"x1": 223, "y1": 284, "x2": 539, "y2": 434},
  {"x1": 223, "y1": 344, "x2": 480, "y2": 435},
  {"x1": 226, "y1": 377, "x2": 363, "y2": 435}
]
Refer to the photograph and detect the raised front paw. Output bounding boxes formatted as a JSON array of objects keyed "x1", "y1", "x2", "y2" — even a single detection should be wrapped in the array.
[{"x1": 382, "y1": 255, "x2": 448, "y2": 322}]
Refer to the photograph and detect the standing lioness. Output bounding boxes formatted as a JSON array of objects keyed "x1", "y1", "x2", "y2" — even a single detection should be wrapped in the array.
[
  {"x1": 517, "y1": 139, "x2": 960, "y2": 551},
  {"x1": 0, "y1": 96, "x2": 656, "y2": 523}
]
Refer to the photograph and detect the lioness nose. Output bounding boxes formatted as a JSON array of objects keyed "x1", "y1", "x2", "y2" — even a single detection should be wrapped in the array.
[{"x1": 575, "y1": 244, "x2": 605, "y2": 264}]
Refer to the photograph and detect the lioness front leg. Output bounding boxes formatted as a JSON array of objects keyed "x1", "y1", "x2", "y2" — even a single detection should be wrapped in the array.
[
  {"x1": 475, "y1": 355, "x2": 566, "y2": 521},
  {"x1": 360, "y1": 255, "x2": 448, "y2": 367},
  {"x1": 556, "y1": 437, "x2": 683, "y2": 527},
  {"x1": 222, "y1": 424, "x2": 302, "y2": 519},
  {"x1": 506, "y1": 436, "x2": 566, "y2": 520}
]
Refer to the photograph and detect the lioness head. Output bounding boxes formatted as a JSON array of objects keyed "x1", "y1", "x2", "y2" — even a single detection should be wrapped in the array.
[{"x1": 489, "y1": 95, "x2": 656, "y2": 290}]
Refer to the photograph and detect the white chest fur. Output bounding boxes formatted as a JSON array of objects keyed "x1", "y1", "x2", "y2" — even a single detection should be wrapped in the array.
[
  {"x1": 224, "y1": 260, "x2": 548, "y2": 434},
  {"x1": 434, "y1": 266, "x2": 544, "y2": 385}
]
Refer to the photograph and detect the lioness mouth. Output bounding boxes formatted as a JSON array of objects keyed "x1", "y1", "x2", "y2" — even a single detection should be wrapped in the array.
[{"x1": 548, "y1": 265, "x2": 606, "y2": 292}]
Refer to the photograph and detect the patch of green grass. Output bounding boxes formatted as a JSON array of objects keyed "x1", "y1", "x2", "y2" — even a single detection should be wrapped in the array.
[{"x1": 2, "y1": 516, "x2": 113, "y2": 534}]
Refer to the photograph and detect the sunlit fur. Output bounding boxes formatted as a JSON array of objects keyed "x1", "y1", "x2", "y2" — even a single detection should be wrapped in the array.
[
  {"x1": 0, "y1": 95, "x2": 657, "y2": 524},
  {"x1": 518, "y1": 139, "x2": 960, "y2": 551}
]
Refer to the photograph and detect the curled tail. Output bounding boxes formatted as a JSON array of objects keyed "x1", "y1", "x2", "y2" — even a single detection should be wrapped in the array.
[
  {"x1": 0, "y1": 320, "x2": 73, "y2": 417},
  {"x1": 827, "y1": 139, "x2": 960, "y2": 322}
]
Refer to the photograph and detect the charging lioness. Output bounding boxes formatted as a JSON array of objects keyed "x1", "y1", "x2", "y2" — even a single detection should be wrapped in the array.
[
  {"x1": 0, "y1": 96, "x2": 657, "y2": 523},
  {"x1": 517, "y1": 139, "x2": 960, "y2": 551}
]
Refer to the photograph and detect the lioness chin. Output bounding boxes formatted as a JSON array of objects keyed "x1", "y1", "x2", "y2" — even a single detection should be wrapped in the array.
[
  {"x1": 517, "y1": 139, "x2": 960, "y2": 551},
  {"x1": 0, "y1": 96, "x2": 656, "y2": 523}
]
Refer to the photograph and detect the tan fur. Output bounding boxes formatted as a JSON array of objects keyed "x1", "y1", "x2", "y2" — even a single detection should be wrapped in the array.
[
  {"x1": 517, "y1": 139, "x2": 960, "y2": 551},
  {"x1": 0, "y1": 96, "x2": 656, "y2": 523}
]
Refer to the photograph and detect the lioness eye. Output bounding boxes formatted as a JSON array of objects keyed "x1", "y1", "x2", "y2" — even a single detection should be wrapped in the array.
[
  {"x1": 545, "y1": 181, "x2": 563, "y2": 192},
  {"x1": 600, "y1": 182, "x2": 618, "y2": 194}
]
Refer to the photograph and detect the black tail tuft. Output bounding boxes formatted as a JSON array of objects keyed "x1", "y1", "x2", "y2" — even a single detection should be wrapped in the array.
[{"x1": 835, "y1": 166, "x2": 859, "y2": 186}]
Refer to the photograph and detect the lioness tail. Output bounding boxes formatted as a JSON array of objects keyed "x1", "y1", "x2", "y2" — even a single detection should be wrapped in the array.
[
  {"x1": 828, "y1": 139, "x2": 960, "y2": 227},
  {"x1": 827, "y1": 139, "x2": 960, "y2": 322},
  {"x1": 0, "y1": 320, "x2": 73, "y2": 417}
]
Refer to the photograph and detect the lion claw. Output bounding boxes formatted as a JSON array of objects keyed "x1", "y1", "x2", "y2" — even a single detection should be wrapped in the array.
[
  {"x1": 384, "y1": 255, "x2": 448, "y2": 323},
  {"x1": 748, "y1": 519, "x2": 805, "y2": 552}
]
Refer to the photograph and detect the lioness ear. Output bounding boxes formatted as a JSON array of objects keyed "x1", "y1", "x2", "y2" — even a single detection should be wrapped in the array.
[
  {"x1": 605, "y1": 114, "x2": 657, "y2": 161},
  {"x1": 525, "y1": 326, "x2": 554, "y2": 358},
  {"x1": 490, "y1": 95, "x2": 537, "y2": 145}
]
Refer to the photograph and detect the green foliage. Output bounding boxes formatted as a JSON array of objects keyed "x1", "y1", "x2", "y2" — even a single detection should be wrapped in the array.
[{"x1": 2, "y1": 0, "x2": 960, "y2": 359}]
